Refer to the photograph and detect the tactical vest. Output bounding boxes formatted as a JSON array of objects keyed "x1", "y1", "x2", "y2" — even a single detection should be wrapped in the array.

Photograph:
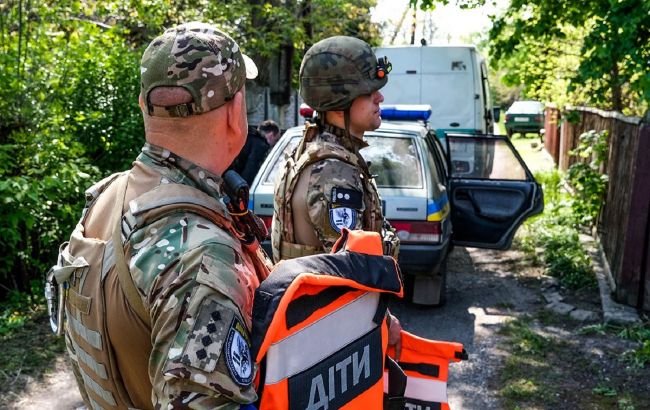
[
  {"x1": 252, "y1": 229, "x2": 402, "y2": 409},
  {"x1": 47, "y1": 170, "x2": 270, "y2": 410},
  {"x1": 385, "y1": 331, "x2": 467, "y2": 410},
  {"x1": 271, "y1": 123, "x2": 385, "y2": 262}
]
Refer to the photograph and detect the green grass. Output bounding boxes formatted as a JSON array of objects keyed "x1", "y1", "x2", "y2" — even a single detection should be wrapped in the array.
[
  {"x1": 580, "y1": 322, "x2": 650, "y2": 368},
  {"x1": 0, "y1": 309, "x2": 66, "y2": 406},
  {"x1": 497, "y1": 315, "x2": 647, "y2": 410}
]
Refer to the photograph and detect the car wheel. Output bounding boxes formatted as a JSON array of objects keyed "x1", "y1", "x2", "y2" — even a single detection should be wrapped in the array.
[{"x1": 506, "y1": 128, "x2": 513, "y2": 138}]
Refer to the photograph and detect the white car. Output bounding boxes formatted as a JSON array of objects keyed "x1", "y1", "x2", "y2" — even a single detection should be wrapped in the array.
[{"x1": 249, "y1": 106, "x2": 543, "y2": 305}]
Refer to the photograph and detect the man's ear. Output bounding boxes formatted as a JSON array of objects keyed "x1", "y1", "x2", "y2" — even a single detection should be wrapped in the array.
[
  {"x1": 227, "y1": 90, "x2": 245, "y2": 136},
  {"x1": 138, "y1": 94, "x2": 146, "y2": 112}
]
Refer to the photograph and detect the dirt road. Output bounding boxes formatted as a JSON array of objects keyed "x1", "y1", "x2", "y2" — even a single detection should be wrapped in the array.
[
  {"x1": 9, "y1": 245, "x2": 648, "y2": 409},
  {"x1": 389, "y1": 246, "x2": 543, "y2": 409}
]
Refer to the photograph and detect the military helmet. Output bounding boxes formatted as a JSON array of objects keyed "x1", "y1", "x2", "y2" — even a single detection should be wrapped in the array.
[{"x1": 299, "y1": 36, "x2": 392, "y2": 111}]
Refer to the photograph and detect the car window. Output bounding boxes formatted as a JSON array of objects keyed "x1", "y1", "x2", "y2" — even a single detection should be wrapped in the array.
[
  {"x1": 448, "y1": 136, "x2": 527, "y2": 180},
  {"x1": 363, "y1": 136, "x2": 423, "y2": 188},
  {"x1": 508, "y1": 101, "x2": 543, "y2": 114},
  {"x1": 427, "y1": 131, "x2": 448, "y2": 182},
  {"x1": 262, "y1": 136, "x2": 301, "y2": 184}
]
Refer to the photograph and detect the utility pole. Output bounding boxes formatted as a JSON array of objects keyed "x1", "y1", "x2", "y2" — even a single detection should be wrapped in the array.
[{"x1": 410, "y1": 8, "x2": 417, "y2": 45}]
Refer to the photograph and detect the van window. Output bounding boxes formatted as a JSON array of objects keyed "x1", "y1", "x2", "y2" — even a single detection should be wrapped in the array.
[{"x1": 363, "y1": 136, "x2": 423, "y2": 188}]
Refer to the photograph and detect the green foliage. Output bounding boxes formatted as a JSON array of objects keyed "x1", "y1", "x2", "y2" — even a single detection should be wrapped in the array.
[
  {"x1": 0, "y1": 1, "x2": 381, "y2": 301},
  {"x1": 567, "y1": 130, "x2": 609, "y2": 227},
  {"x1": 0, "y1": 281, "x2": 44, "y2": 335},
  {"x1": 593, "y1": 384, "x2": 618, "y2": 397},
  {"x1": 0, "y1": 308, "x2": 66, "y2": 405},
  {"x1": 500, "y1": 317, "x2": 549, "y2": 356},
  {"x1": 619, "y1": 324, "x2": 650, "y2": 368},
  {"x1": 580, "y1": 322, "x2": 650, "y2": 369},
  {"x1": 516, "y1": 169, "x2": 597, "y2": 290},
  {"x1": 489, "y1": 0, "x2": 650, "y2": 115}
]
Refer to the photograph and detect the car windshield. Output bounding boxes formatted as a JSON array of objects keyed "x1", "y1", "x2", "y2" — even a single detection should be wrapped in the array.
[
  {"x1": 508, "y1": 101, "x2": 543, "y2": 114},
  {"x1": 362, "y1": 135, "x2": 423, "y2": 188},
  {"x1": 262, "y1": 134, "x2": 423, "y2": 189}
]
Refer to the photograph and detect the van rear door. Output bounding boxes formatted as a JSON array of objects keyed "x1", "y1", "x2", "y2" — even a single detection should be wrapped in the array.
[
  {"x1": 374, "y1": 46, "x2": 422, "y2": 104},
  {"x1": 443, "y1": 133, "x2": 543, "y2": 249},
  {"x1": 420, "y1": 46, "x2": 474, "y2": 131}
]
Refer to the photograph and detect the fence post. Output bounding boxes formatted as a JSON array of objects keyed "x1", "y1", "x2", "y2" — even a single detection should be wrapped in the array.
[
  {"x1": 544, "y1": 106, "x2": 560, "y2": 164},
  {"x1": 617, "y1": 112, "x2": 650, "y2": 310}
]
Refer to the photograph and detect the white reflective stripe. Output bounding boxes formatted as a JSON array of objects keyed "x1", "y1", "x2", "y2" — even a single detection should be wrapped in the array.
[
  {"x1": 67, "y1": 310, "x2": 103, "y2": 350},
  {"x1": 69, "y1": 330, "x2": 108, "y2": 379},
  {"x1": 405, "y1": 376, "x2": 448, "y2": 403},
  {"x1": 89, "y1": 397, "x2": 107, "y2": 410},
  {"x1": 79, "y1": 366, "x2": 116, "y2": 406},
  {"x1": 265, "y1": 292, "x2": 379, "y2": 384}
]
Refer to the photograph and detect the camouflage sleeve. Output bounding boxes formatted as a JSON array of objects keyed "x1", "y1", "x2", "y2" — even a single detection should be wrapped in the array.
[
  {"x1": 305, "y1": 158, "x2": 365, "y2": 251},
  {"x1": 129, "y1": 214, "x2": 258, "y2": 409}
]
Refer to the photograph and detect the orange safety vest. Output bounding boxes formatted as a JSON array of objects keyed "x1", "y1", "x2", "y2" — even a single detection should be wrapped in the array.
[
  {"x1": 386, "y1": 331, "x2": 467, "y2": 410},
  {"x1": 251, "y1": 229, "x2": 467, "y2": 409}
]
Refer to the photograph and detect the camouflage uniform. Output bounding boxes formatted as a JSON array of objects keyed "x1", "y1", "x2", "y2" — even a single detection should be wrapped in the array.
[
  {"x1": 271, "y1": 36, "x2": 399, "y2": 262},
  {"x1": 53, "y1": 22, "x2": 269, "y2": 410},
  {"x1": 129, "y1": 145, "x2": 266, "y2": 408}
]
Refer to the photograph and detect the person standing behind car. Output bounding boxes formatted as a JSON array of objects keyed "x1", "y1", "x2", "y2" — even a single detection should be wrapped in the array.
[
  {"x1": 229, "y1": 125, "x2": 270, "y2": 185},
  {"x1": 258, "y1": 119, "x2": 281, "y2": 148},
  {"x1": 271, "y1": 36, "x2": 400, "y2": 263},
  {"x1": 51, "y1": 22, "x2": 272, "y2": 409}
]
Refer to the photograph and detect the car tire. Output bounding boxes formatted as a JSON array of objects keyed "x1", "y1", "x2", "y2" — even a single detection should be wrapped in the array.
[{"x1": 506, "y1": 128, "x2": 513, "y2": 139}]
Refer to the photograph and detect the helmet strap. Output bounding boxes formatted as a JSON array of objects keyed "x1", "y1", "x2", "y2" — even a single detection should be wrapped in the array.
[{"x1": 344, "y1": 108, "x2": 351, "y2": 137}]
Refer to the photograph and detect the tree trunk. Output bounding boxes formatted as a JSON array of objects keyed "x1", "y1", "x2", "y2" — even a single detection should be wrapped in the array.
[{"x1": 611, "y1": 63, "x2": 623, "y2": 112}]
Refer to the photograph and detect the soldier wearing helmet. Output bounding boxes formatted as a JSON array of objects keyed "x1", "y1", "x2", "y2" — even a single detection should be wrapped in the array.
[
  {"x1": 52, "y1": 22, "x2": 272, "y2": 409},
  {"x1": 271, "y1": 36, "x2": 399, "y2": 262}
]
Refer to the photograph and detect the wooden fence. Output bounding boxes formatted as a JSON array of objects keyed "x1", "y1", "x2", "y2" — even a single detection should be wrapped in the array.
[{"x1": 544, "y1": 107, "x2": 649, "y2": 311}]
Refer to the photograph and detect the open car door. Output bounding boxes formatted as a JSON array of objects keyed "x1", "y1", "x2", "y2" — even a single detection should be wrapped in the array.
[{"x1": 444, "y1": 133, "x2": 543, "y2": 249}]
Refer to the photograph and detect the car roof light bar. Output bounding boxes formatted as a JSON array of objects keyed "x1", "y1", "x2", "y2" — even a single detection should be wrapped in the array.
[
  {"x1": 299, "y1": 103, "x2": 314, "y2": 118},
  {"x1": 380, "y1": 104, "x2": 432, "y2": 121}
]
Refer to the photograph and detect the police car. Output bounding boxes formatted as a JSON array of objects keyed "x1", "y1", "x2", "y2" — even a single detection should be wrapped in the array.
[{"x1": 249, "y1": 105, "x2": 543, "y2": 305}]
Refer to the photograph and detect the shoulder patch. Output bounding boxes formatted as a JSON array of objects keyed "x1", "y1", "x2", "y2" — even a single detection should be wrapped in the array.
[
  {"x1": 331, "y1": 187, "x2": 363, "y2": 209},
  {"x1": 329, "y1": 207, "x2": 358, "y2": 233},
  {"x1": 225, "y1": 317, "x2": 253, "y2": 387},
  {"x1": 180, "y1": 300, "x2": 233, "y2": 373}
]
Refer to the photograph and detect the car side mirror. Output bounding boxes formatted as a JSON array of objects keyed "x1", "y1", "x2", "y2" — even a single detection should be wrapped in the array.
[{"x1": 493, "y1": 107, "x2": 501, "y2": 123}]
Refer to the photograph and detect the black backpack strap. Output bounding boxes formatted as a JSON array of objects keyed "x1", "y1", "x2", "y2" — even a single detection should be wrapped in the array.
[{"x1": 383, "y1": 355, "x2": 407, "y2": 409}]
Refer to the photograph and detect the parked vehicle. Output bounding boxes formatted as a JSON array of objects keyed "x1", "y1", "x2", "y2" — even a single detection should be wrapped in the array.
[
  {"x1": 373, "y1": 45, "x2": 500, "y2": 137},
  {"x1": 249, "y1": 107, "x2": 543, "y2": 306},
  {"x1": 504, "y1": 100, "x2": 545, "y2": 138}
]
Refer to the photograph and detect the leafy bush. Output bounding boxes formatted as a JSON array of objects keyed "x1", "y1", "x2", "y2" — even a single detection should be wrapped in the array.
[
  {"x1": 516, "y1": 169, "x2": 597, "y2": 290},
  {"x1": 0, "y1": 0, "x2": 384, "y2": 311},
  {"x1": 0, "y1": 5, "x2": 142, "y2": 296},
  {"x1": 566, "y1": 129, "x2": 609, "y2": 227},
  {"x1": 0, "y1": 281, "x2": 45, "y2": 336}
]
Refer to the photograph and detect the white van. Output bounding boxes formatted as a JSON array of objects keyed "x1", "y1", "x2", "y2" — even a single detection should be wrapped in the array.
[{"x1": 374, "y1": 45, "x2": 498, "y2": 136}]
